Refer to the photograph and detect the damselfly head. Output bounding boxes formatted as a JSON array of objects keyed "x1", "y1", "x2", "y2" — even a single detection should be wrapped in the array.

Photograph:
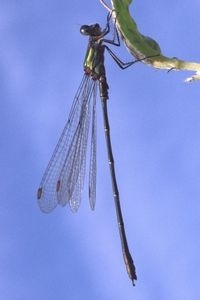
[{"x1": 80, "y1": 23, "x2": 101, "y2": 37}]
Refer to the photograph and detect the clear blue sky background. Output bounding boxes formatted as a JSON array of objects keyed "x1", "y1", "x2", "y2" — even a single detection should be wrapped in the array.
[{"x1": 1, "y1": 1, "x2": 200, "y2": 299}]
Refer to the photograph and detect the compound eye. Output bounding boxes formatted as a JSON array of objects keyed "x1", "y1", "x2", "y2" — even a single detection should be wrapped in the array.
[
  {"x1": 80, "y1": 23, "x2": 101, "y2": 36},
  {"x1": 92, "y1": 24, "x2": 101, "y2": 36},
  {"x1": 80, "y1": 25, "x2": 90, "y2": 35}
]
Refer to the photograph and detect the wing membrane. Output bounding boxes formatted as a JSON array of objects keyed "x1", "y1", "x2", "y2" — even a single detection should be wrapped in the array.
[{"x1": 37, "y1": 75, "x2": 97, "y2": 213}]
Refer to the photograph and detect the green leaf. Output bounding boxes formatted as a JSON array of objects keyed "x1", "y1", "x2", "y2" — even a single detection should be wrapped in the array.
[{"x1": 100, "y1": 0, "x2": 200, "y2": 82}]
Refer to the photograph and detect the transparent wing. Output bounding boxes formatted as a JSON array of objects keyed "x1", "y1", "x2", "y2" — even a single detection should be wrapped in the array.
[
  {"x1": 37, "y1": 75, "x2": 97, "y2": 213},
  {"x1": 57, "y1": 79, "x2": 94, "y2": 212},
  {"x1": 89, "y1": 85, "x2": 97, "y2": 210}
]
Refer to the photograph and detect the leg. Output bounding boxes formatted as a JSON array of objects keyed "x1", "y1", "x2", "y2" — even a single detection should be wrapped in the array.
[
  {"x1": 100, "y1": 11, "x2": 121, "y2": 47},
  {"x1": 105, "y1": 45, "x2": 159, "y2": 69}
]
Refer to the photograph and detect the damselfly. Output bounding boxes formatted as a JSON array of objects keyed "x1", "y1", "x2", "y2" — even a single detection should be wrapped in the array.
[{"x1": 37, "y1": 13, "x2": 151, "y2": 285}]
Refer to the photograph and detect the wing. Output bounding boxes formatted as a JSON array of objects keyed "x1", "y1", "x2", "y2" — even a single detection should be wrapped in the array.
[
  {"x1": 89, "y1": 85, "x2": 97, "y2": 210},
  {"x1": 37, "y1": 75, "x2": 97, "y2": 213}
]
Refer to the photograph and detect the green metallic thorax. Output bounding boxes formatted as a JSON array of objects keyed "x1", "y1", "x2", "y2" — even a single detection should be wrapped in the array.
[{"x1": 83, "y1": 39, "x2": 106, "y2": 79}]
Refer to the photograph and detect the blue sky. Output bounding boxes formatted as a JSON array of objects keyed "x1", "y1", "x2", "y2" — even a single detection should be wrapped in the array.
[{"x1": 1, "y1": 0, "x2": 200, "y2": 299}]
